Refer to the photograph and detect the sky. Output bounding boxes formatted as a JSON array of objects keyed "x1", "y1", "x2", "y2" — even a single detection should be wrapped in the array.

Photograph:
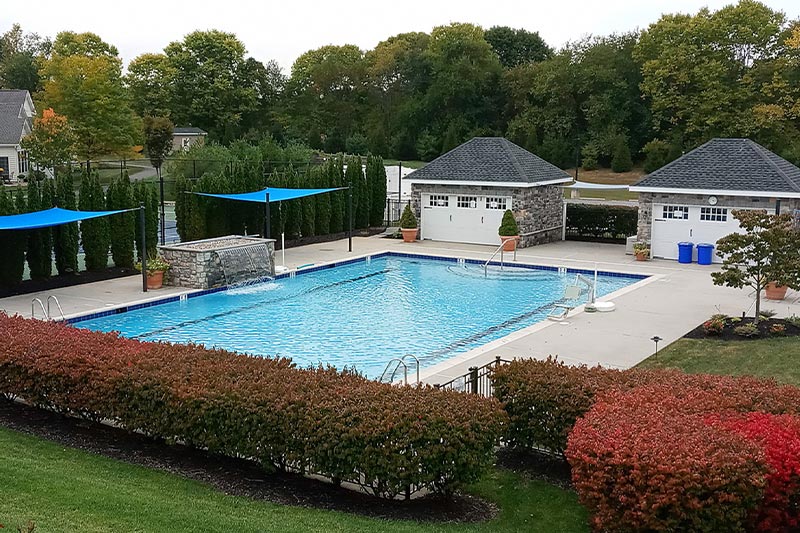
[{"x1": 3, "y1": 0, "x2": 800, "y2": 72}]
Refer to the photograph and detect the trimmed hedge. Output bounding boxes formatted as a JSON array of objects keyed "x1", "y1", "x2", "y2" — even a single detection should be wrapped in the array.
[
  {"x1": 0, "y1": 314, "x2": 505, "y2": 499},
  {"x1": 565, "y1": 203, "x2": 637, "y2": 242},
  {"x1": 492, "y1": 358, "x2": 800, "y2": 456},
  {"x1": 567, "y1": 381, "x2": 800, "y2": 532}
]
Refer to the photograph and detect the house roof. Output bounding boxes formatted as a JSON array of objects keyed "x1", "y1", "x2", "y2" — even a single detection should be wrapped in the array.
[
  {"x1": 0, "y1": 90, "x2": 32, "y2": 145},
  {"x1": 173, "y1": 127, "x2": 207, "y2": 136},
  {"x1": 404, "y1": 137, "x2": 571, "y2": 185},
  {"x1": 632, "y1": 138, "x2": 800, "y2": 194}
]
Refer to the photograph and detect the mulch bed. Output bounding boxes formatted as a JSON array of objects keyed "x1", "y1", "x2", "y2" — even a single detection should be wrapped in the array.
[
  {"x1": 495, "y1": 447, "x2": 573, "y2": 490},
  {"x1": 0, "y1": 268, "x2": 138, "y2": 299},
  {"x1": 684, "y1": 317, "x2": 800, "y2": 341},
  {"x1": 0, "y1": 399, "x2": 497, "y2": 524}
]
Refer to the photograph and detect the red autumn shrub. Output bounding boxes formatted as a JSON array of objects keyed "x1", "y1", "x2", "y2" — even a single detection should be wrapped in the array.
[
  {"x1": 0, "y1": 313, "x2": 506, "y2": 499},
  {"x1": 567, "y1": 380, "x2": 800, "y2": 533},
  {"x1": 492, "y1": 357, "x2": 800, "y2": 455},
  {"x1": 709, "y1": 413, "x2": 800, "y2": 532}
]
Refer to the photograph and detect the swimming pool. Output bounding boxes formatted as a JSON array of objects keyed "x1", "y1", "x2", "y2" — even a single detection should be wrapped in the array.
[{"x1": 74, "y1": 253, "x2": 646, "y2": 379}]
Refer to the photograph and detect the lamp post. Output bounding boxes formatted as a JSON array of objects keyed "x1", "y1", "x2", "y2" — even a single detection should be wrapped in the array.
[{"x1": 651, "y1": 335, "x2": 663, "y2": 355}]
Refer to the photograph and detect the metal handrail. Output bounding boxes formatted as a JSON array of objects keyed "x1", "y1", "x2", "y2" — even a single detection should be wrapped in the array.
[
  {"x1": 379, "y1": 358, "x2": 409, "y2": 385},
  {"x1": 31, "y1": 298, "x2": 47, "y2": 320},
  {"x1": 46, "y1": 295, "x2": 65, "y2": 321},
  {"x1": 435, "y1": 356, "x2": 511, "y2": 395},
  {"x1": 483, "y1": 241, "x2": 517, "y2": 277},
  {"x1": 392, "y1": 354, "x2": 420, "y2": 385}
]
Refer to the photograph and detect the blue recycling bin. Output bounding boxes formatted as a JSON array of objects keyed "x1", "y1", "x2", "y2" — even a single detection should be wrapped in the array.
[
  {"x1": 677, "y1": 242, "x2": 694, "y2": 264},
  {"x1": 697, "y1": 243, "x2": 715, "y2": 265}
]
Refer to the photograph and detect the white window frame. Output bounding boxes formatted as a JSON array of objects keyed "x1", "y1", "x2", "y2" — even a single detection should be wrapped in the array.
[
  {"x1": 661, "y1": 205, "x2": 689, "y2": 220},
  {"x1": 456, "y1": 196, "x2": 478, "y2": 209},
  {"x1": 700, "y1": 207, "x2": 728, "y2": 222},
  {"x1": 485, "y1": 196, "x2": 509, "y2": 210},
  {"x1": 429, "y1": 194, "x2": 449, "y2": 208}
]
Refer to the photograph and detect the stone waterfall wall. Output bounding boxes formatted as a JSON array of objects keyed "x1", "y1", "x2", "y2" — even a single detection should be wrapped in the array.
[{"x1": 159, "y1": 236, "x2": 276, "y2": 289}]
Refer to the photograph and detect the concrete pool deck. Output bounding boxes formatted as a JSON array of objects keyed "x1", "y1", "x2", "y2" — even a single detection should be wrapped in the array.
[{"x1": 2, "y1": 237, "x2": 799, "y2": 386}]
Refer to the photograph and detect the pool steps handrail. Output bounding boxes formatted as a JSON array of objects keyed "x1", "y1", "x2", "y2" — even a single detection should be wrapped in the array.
[
  {"x1": 47, "y1": 295, "x2": 65, "y2": 321},
  {"x1": 379, "y1": 354, "x2": 420, "y2": 386},
  {"x1": 31, "y1": 295, "x2": 66, "y2": 321},
  {"x1": 483, "y1": 242, "x2": 517, "y2": 277}
]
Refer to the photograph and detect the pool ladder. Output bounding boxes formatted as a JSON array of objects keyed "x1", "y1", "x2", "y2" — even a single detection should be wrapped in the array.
[
  {"x1": 31, "y1": 295, "x2": 65, "y2": 321},
  {"x1": 379, "y1": 354, "x2": 420, "y2": 386},
  {"x1": 483, "y1": 242, "x2": 517, "y2": 277}
]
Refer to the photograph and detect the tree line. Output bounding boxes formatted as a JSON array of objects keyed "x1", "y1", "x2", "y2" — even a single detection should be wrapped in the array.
[
  {"x1": 0, "y1": 170, "x2": 157, "y2": 288},
  {"x1": 1, "y1": 0, "x2": 799, "y2": 172}
]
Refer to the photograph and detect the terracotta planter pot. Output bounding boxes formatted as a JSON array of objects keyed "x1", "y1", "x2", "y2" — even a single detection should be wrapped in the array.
[
  {"x1": 146, "y1": 270, "x2": 164, "y2": 289},
  {"x1": 400, "y1": 228, "x2": 418, "y2": 243},
  {"x1": 635, "y1": 251, "x2": 649, "y2": 261},
  {"x1": 500, "y1": 235, "x2": 519, "y2": 252},
  {"x1": 765, "y1": 282, "x2": 788, "y2": 301}
]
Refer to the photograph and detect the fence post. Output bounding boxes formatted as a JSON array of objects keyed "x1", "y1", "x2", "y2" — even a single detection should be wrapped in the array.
[{"x1": 469, "y1": 367, "x2": 478, "y2": 395}]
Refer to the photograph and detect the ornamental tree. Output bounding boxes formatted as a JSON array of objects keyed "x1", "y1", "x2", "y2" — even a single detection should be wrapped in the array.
[
  {"x1": 21, "y1": 108, "x2": 76, "y2": 177},
  {"x1": 712, "y1": 210, "x2": 800, "y2": 321}
]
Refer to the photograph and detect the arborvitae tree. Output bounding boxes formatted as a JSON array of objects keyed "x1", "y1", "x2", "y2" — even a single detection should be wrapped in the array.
[
  {"x1": 199, "y1": 172, "x2": 231, "y2": 238},
  {"x1": 106, "y1": 171, "x2": 136, "y2": 268},
  {"x1": 328, "y1": 157, "x2": 344, "y2": 234},
  {"x1": 133, "y1": 182, "x2": 158, "y2": 261},
  {"x1": 367, "y1": 155, "x2": 387, "y2": 227},
  {"x1": 346, "y1": 156, "x2": 367, "y2": 229},
  {"x1": 26, "y1": 179, "x2": 53, "y2": 280},
  {"x1": 611, "y1": 137, "x2": 633, "y2": 173},
  {"x1": 284, "y1": 170, "x2": 303, "y2": 239},
  {"x1": 174, "y1": 174, "x2": 205, "y2": 242},
  {"x1": 314, "y1": 166, "x2": 331, "y2": 235},
  {"x1": 53, "y1": 171, "x2": 79, "y2": 275},
  {"x1": 78, "y1": 171, "x2": 110, "y2": 271},
  {"x1": 0, "y1": 188, "x2": 27, "y2": 287},
  {"x1": 300, "y1": 170, "x2": 316, "y2": 238},
  {"x1": 268, "y1": 172, "x2": 284, "y2": 241}
]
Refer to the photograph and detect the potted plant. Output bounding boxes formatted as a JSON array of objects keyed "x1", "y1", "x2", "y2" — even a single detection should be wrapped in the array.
[
  {"x1": 765, "y1": 281, "x2": 788, "y2": 300},
  {"x1": 633, "y1": 242, "x2": 650, "y2": 261},
  {"x1": 136, "y1": 255, "x2": 171, "y2": 289},
  {"x1": 498, "y1": 209, "x2": 519, "y2": 251},
  {"x1": 398, "y1": 204, "x2": 418, "y2": 243}
]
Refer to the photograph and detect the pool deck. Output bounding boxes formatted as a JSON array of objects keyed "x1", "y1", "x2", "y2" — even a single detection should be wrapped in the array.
[{"x1": 3, "y1": 236, "x2": 799, "y2": 386}]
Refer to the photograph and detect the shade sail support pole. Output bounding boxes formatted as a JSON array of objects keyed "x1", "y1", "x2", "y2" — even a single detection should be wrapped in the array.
[
  {"x1": 264, "y1": 191, "x2": 271, "y2": 239},
  {"x1": 347, "y1": 186, "x2": 353, "y2": 253},
  {"x1": 139, "y1": 204, "x2": 148, "y2": 293}
]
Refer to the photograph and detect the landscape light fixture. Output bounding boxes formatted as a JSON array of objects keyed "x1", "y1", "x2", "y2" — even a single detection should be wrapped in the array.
[{"x1": 651, "y1": 335, "x2": 663, "y2": 355}]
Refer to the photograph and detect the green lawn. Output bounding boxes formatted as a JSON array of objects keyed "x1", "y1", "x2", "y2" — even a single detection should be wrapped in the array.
[
  {"x1": 0, "y1": 427, "x2": 588, "y2": 533},
  {"x1": 638, "y1": 337, "x2": 800, "y2": 386}
]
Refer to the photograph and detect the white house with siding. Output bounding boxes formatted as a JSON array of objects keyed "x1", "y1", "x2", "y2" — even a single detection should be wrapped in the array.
[{"x1": 0, "y1": 90, "x2": 34, "y2": 183}]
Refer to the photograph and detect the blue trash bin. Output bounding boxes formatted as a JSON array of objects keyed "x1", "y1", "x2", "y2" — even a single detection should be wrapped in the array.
[
  {"x1": 677, "y1": 242, "x2": 694, "y2": 264},
  {"x1": 697, "y1": 243, "x2": 715, "y2": 265}
]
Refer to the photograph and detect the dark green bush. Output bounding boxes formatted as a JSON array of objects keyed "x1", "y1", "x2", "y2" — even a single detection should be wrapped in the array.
[
  {"x1": 498, "y1": 209, "x2": 519, "y2": 236},
  {"x1": 78, "y1": 171, "x2": 110, "y2": 271},
  {"x1": 0, "y1": 188, "x2": 27, "y2": 287},
  {"x1": 398, "y1": 204, "x2": 417, "y2": 229},
  {"x1": 53, "y1": 171, "x2": 79, "y2": 275},
  {"x1": 0, "y1": 314, "x2": 506, "y2": 500},
  {"x1": 25, "y1": 178, "x2": 53, "y2": 280},
  {"x1": 565, "y1": 203, "x2": 637, "y2": 242},
  {"x1": 106, "y1": 172, "x2": 135, "y2": 268},
  {"x1": 610, "y1": 136, "x2": 633, "y2": 172}
]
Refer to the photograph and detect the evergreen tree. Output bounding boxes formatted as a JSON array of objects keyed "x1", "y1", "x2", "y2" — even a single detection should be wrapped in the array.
[
  {"x1": 346, "y1": 156, "x2": 368, "y2": 229},
  {"x1": 0, "y1": 188, "x2": 27, "y2": 287},
  {"x1": 367, "y1": 155, "x2": 387, "y2": 227},
  {"x1": 78, "y1": 171, "x2": 110, "y2": 271},
  {"x1": 133, "y1": 182, "x2": 158, "y2": 260},
  {"x1": 611, "y1": 136, "x2": 633, "y2": 173},
  {"x1": 283, "y1": 170, "x2": 303, "y2": 239},
  {"x1": 106, "y1": 171, "x2": 135, "y2": 268},
  {"x1": 53, "y1": 171, "x2": 79, "y2": 275},
  {"x1": 328, "y1": 157, "x2": 345, "y2": 234},
  {"x1": 174, "y1": 174, "x2": 205, "y2": 242},
  {"x1": 314, "y1": 166, "x2": 331, "y2": 235},
  {"x1": 300, "y1": 168, "x2": 316, "y2": 238},
  {"x1": 26, "y1": 179, "x2": 53, "y2": 280}
]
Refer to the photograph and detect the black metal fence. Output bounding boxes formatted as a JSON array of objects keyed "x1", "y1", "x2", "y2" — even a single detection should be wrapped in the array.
[
  {"x1": 384, "y1": 198, "x2": 411, "y2": 226},
  {"x1": 434, "y1": 356, "x2": 510, "y2": 397}
]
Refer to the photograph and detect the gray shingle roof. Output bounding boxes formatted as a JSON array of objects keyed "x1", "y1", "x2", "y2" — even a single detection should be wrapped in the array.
[
  {"x1": 0, "y1": 90, "x2": 30, "y2": 145},
  {"x1": 633, "y1": 138, "x2": 800, "y2": 194},
  {"x1": 404, "y1": 137, "x2": 571, "y2": 184},
  {"x1": 173, "y1": 127, "x2": 207, "y2": 135}
]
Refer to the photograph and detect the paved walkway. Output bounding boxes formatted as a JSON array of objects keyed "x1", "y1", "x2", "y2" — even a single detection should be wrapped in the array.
[{"x1": 3, "y1": 237, "x2": 798, "y2": 385}]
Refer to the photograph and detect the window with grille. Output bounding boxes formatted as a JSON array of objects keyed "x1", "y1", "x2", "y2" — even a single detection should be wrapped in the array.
[
  {"x1": 661, "y1": 205, "x2": 689, "y2": 220},
  {"x1": 700, "y1": 207, "x2": 728, "y2": 222},
  {"x1": 457, "y1": 196, "x2": 478, "y2": 208},
  {"x1": 429, "y1": 194, "x2": 449, "y2": 207},
  {"x1": 485, "y1": 197, "x2": 508, "y2": 210}
]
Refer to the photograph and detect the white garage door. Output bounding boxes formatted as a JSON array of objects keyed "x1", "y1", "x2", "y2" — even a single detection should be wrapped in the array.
[
  {"x1": 421, "y1": 194, "x2": 510, "y2": 246},
  {"x1": 651, "y1": 204, "x2": 743, "y2": 262}
]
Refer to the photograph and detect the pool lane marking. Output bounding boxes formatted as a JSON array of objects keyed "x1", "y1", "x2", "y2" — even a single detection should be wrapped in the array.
[{"x1": 128, "y1": 268, "x2": 393, "y2": 340}]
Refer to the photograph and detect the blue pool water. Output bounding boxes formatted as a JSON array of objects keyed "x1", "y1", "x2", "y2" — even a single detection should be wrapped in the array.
[{"x1": 75, "y1": 254, "x2": 644, "y2": 379}]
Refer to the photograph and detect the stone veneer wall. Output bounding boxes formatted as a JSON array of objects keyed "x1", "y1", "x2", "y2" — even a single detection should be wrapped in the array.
[
  {"x1": 159, "y1": 236, "x2": 275, "y2": 289},
  {"x1": 637, "y1": 193, "x2": 800, "y2": 242},
  {"x1": 410, "y1": 183, "x2": 564, "y2": 248}
]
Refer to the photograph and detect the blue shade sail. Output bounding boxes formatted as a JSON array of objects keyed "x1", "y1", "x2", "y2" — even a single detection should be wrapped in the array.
[
  {"x1": 194, "y1": 187, "x2": 345, "y2": 203},
  {"x1": 0, "y1": 207, "x2": 134, "y2": 231}
]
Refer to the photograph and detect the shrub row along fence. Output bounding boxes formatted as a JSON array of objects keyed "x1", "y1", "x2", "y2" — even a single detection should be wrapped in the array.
[
  {"x1": 492, "y1": 358, "x2": 800, "y2": 532},
  {"x1": 0, "y1": 171, "x2": 158, "y2": 288},
  {"x1": 174, "y1": 154, "x2": 387, "y2": 244},
  {"x1": 564, "y1": 203, "x2": 638, "y2": 243},
  {"x1": 0, "y1": 314, "x2": 505, "y2": 499}
]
